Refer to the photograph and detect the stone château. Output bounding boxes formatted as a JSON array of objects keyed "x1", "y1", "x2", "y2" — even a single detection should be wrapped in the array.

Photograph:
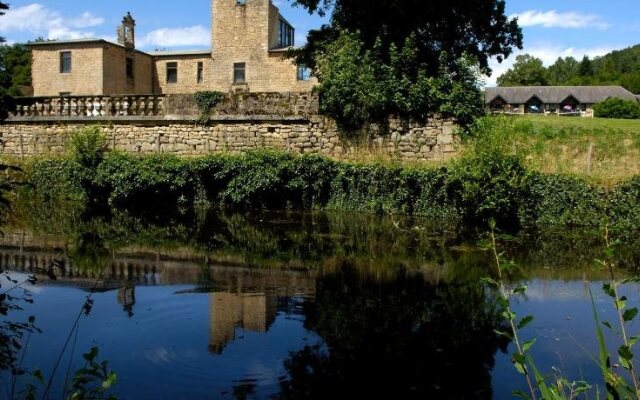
[{"x1": 28, "y1": 0, "x2": 316, "y2": 96}]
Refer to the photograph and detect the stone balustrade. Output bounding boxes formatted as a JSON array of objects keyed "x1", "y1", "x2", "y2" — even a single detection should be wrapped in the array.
[{"x1": 9, "y1": 95, "x2": 165, "y2": 119}]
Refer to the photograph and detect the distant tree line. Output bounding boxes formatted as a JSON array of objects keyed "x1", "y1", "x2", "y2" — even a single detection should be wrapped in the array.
[{"x1": 497, "y1": 45, "x2": 640, "y2": 94}]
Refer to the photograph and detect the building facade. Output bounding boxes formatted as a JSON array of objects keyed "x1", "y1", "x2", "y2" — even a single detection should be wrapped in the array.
[
  {"x1": 28, "y1": 0, "x2": 315, "y2": 97},
  {"x1": 485, "y1": 86, "x2": 639, "y2": 116}
]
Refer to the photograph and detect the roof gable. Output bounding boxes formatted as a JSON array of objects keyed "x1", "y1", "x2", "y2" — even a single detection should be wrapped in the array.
[{"x1": 485, "y1": 86, "x2": 637, "y2": 104}]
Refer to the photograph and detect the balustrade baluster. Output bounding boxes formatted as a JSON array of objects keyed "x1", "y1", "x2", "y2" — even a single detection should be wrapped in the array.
[
  {"x1": 70, "y1": 97, "x2": 78, "y2": 116},
  {"x1": 122, "y1": 97, "x2": 130, "y2": 116},
  {"x1": 139, "y1": 96, "x2": 147, "y2": 116},
  {"x1": 92, "y1": 98, "x2": 101, "y2": 117}
]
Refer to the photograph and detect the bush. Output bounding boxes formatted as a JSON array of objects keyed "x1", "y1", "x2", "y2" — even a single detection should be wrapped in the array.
[{"x1": 594, "y1": 98, "x2": 640, "y2": 119}]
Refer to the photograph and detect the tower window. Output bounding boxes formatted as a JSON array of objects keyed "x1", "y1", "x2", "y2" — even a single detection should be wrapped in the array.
[
  {"x1": 60, "y1": 51, "x2": 72, "y2": 73},
  {"x1": 166, "y1": 62, "x2": 178, "y2": 83},
  {"x1": 197, "y1": 62, "x2": 204, "y2": 84},
  {"x1": 234, "y1": 63, "x2": 246, "y2": 84},
  {"x1": 278, "y1": 19, "x2": 294, "y2": 48},
  {"x1": 126, "y1": 57, "x2": 135, "y2": 80}
]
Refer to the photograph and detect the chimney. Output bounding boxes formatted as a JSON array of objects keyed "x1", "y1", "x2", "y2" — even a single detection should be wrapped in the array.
[{"x1": 117, "y1": 12, "x2": 136, "y2": 49}]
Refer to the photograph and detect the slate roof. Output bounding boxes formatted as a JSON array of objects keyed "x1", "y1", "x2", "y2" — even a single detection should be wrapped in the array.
[{"x1": 485, "y1": 86, "x2": 638, "y2": 104}]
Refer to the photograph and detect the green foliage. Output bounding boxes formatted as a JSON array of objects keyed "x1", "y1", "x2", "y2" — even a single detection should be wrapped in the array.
[
  {"x1": 95, "y1": 152, "x2": 197, "y2": 208},
  {"x1": 497, "y1": 55, "x2": 549, "y2": 87},
  {"x1": 193, "y1": 91, "x2": 224, "y2": 122},
  {"x1": 497, "y1": 45, "x2": 640, "y2": 93},
  {"x1": 68, "y1": 347, "x2": 117, "y2": 400},
  {"x1": 316, "y1": 31, "x2": 484, "y2": 131},
  {"x1": 594, "y1": 98, "x2": 640, "y2": 119},
  {"x1": 449, "y1": 116, "x2": 529, "y2": 226},
  {"x1": 289, "y1": 0, "x2": 522, "y2": 76},
  {"x1": 21, "y1": 120, "x2": 640, "y2": 233},
  {"x1": 70, "y1": 126, "x2": 109, "y2": 170}
]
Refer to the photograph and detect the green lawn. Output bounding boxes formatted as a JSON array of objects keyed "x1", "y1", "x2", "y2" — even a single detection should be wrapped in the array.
[{"x1": 510, "y1": 115, "x2": 640, "y2": 185}]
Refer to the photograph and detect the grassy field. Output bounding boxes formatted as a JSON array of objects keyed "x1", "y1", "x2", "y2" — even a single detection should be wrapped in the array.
[{"x1": 509, "y1": 115, "x2": 640, "y2": 185}]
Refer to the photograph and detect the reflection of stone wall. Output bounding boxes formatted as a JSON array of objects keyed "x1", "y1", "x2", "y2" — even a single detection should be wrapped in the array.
[
  {"x1": 209, "y1": 293, "x2": 278, "y2": 354},
  {"x1": 0, "y1": 116, "x2": 457, "y2": 162}
]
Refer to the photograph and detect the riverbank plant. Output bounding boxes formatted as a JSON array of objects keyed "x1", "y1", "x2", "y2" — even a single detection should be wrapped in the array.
[{"x1": 16, "y1": 119, "x2": 640, "y2": 234}]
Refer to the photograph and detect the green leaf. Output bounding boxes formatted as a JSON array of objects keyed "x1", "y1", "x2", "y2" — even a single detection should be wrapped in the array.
[
  {"x1": 623, "y1": 308, "x2": 638, "y2": 322},
  {"x1": 616, "y1": 297, "x2": 628, "y2": 311},
  {"x1": 480, "y1": 277, "x2": 499, "y2": 288},
  {"x1": 602, "y1": 283, "x2": 615, "y2": 298},
  {"x1": 101, "y1": 372, "x2": 117, "y2": 389},
  {"x1": 517, "y1": 315, "x2": 534, "y2": 330},
  {"x1": 513, "y1": 285, "x2": 527, "y2": 295},
  {"x1": 602, "y1": 321, "x2": 614, "y2": 330},
  {"x1": 522, "y1": 338, "x2": 536, "y2": 353},
  {"x1": 494, "y1": 329, "x2": 513, "y2": 340},
  {"x1": 619, "y1": 345, "x2": 633, "y2": 362}
]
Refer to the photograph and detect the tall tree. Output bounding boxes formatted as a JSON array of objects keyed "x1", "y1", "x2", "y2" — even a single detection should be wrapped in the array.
[
  {"x1": 579, "y1": 56, "x2": 594, "y2": 77},
  {"x1": 290, "y1": 0, "x2": 522, "y2": 75},
  {"x1": 547, "y1": 57, "x2": 579, "y2": 85},
  {"x1": 496, "y1": 54, "x2": 549, "y2": 86},
  {"x1": 0, "y1": 2, "x2": 7, "y2": 43}
]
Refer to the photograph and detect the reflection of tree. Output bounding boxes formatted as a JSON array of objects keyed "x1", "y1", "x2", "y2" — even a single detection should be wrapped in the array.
[{"x1": 278, "y1": 265, "x2": 508, "y2": 400}]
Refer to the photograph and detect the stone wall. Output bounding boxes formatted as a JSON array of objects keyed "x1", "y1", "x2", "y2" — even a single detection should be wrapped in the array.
[
  {"x1": 0, "y1": 116, "x2": 458, "y2": 162},
  {"x1": 164, "y1": 92, "x2": 320, "y2": 117}
]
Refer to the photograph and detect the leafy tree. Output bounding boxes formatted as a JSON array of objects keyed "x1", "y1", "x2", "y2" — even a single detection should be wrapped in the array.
[
  {"x1": 547, "y1": 57, "x2": 579, "y2": 85},
  {"x1": 290, "y1": 0, "x2": 522, "y2": 75},
  {"x1": 593, "y1": 98, "x2": 640, "y2": 119},
  {"x1": 0, "y1": 44, "x2": 32, "y2": 96},
  {"x1": 315, "y1": 31, "x2": 483, "y2": 130},
  {"x1": 579, "y1": 56, "x2": 595, "y2": 77},
  {"x1": 496, "y1": 54, "x2": 549, "y2": 86}
]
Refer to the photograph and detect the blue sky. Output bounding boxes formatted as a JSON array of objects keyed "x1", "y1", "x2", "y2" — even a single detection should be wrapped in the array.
[{"x1": 1, "y1": 0, "x2": 639, "y2": 85}]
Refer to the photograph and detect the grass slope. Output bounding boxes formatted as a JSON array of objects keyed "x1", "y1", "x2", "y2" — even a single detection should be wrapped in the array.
[{"x1": 510, "y1": 115, "x2": 640, "y2": 185}]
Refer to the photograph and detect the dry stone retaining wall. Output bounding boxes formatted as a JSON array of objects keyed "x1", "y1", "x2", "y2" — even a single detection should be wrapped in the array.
[{"x1": 0, "y1": 116, "x2": 458, "y2": 161}]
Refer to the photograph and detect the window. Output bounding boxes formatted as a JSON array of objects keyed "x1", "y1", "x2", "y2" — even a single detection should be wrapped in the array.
[
  {"x1": 197, "y1": 62, "x2": 204, "y2": 84},
  {"x1": 60, "y1": 51, "x2": 72, "y2": 73},
  {"x1": 236, "y1": 0, "x2": 246, "y2": 4},
  {"x1": 233, "y1": 62, "x2": 246, "y2": 84},
  {"x1": 278, "y1": 19, "x2": 294, "y2": 47},
  {"x1": 59, "y1": 92, "x2": 71, "y2": 97},
  {"x1": 166, "y1": 62, "x2": 178, "y2": 84},
  {"x1": 297, "y1": 64, "x2": 311, "y2": 81},
  {"x1": 126, "y1": 57, "x2": 135, "y2": 81}
]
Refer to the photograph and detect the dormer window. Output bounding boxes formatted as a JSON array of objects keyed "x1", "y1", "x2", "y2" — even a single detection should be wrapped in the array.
[{"x1": 278, "y1": 18, "x2": 294, "y2": 48}]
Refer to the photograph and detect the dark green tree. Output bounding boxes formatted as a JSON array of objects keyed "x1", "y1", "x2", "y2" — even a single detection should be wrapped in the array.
[
  {"x1": 0, "y1": 44, "x2": 32, "y2": 96},
  {"x1": 290, "y1": 0, "x2": 522, "y2": 75},
  {"x1": 579, "y1": 56, "x2": 595, "y2": 77},
  {"x1": 496, "y1": 54, "x2": 549, "y2": 86},
  {"x1": 547, "y1": 57, "x2": 580, "y2": 85}
]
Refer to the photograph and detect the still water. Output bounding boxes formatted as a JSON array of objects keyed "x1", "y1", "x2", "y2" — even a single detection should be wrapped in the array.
[{"x1": 1, "y1": 206, "x2": 639, "y2": 399}]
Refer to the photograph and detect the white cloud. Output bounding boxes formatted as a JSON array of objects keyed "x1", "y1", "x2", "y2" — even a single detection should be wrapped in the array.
[
  {"x1": 0, "y1": 3, "x2": 105, "y2": 40},
  {"x1": 137, "y1": 25, "x2": 211, "y2": 49},
  {"x1": 486, "y1": 45, "x2": 617, "y2": 87},
  {"x1": 512, "y1": 10, "x2": 609, "y2": 30}
]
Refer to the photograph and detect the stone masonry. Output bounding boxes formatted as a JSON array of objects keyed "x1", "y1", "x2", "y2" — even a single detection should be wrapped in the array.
[{"x1": 0, "y1": 117, "x2": 458, "y2": 162}]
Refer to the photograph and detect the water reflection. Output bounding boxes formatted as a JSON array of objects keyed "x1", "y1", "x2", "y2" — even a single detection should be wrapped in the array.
[{"x1": 1, "y1": 202, "x2": 640, "y2": 398}]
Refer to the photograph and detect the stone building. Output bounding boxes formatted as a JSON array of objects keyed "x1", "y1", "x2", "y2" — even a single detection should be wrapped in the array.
[
  {"x1": 485, "y1": 86, "x2": 639, "y2": 116},
  {"x1": 28, "y1": 0, "x2": 315, "y2": 96}
]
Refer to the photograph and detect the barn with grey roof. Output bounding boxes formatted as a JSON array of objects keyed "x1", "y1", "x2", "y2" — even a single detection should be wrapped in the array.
[{"x1": 485, "y1": 86, "x2": 639, "y2": 116}]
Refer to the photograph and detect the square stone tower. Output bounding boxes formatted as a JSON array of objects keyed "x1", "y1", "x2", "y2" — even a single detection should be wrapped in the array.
[{"x1": 210, "y1": 0, "x2": 314, "y2": 92}]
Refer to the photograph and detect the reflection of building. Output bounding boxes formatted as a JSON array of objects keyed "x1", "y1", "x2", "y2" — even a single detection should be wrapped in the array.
[
  {"x1": 485, "y1": 86, "x2": 638, "y2": 116},
  {"x1": 117, "y1": 284, "x2": 136, "y2": 318},
  {"x1": 209, "y1": 293, "x2": 278, "y2": 354}
]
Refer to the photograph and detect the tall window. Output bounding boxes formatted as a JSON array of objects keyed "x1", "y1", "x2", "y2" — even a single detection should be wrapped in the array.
[
  {"x1": 126, "y1": 57, "x2": 134, "y2": 81},
  {"x1": 197, "y1": 62, "x2": 204, "y2": 84},
  {"x1": 297, "y1": 64, "x2": 311, "y2": 81},
  {"x1": 234, "y1": 63, "x2": 246, "y2": 84},
  {"x1": 60, "y1": 51, "x2": 72, "y2": 73},
  {"x1": 166, "y1": 62, "x2": 178, "y2": 84},
  {"x1": 278, "y1": 19, "x2": 294, "y2": 47}
]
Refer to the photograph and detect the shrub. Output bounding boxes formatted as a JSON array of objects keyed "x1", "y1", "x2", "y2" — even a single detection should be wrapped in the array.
[
  {"x1": 193, "y1": 91, "x2": 225, "y2": 122},
  {"x1": 94, "y1": 152, "x2": 197, "y2": 208},
  {"x1": 594, "y1": 98, "x2": 640, "y2": 119}
]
